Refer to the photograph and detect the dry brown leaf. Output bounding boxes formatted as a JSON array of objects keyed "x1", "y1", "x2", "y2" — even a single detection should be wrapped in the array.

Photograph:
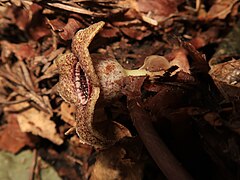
[
  {"x1": 4, "y1": 101, "x2": 63, "y2": 145},
  {"x1": 5, "y1": 4, "x2": 30, "y2": 31},
  {"x1": 46, "y1": 18, "x2": 66, "y2": 32},
  {"x1": 17, "y1": 108, "x2": 63, "y2": 145},
  {"x1": 0, "y1": 41, "x2": 36, "y2": 62},
  {"x1": 137, "y1": 0, "x2": 184, "y2": 22},
  {"x1": 99, "y1": 23, "x2": 120, "y2": 38},
  {"x1": 167, "y1": 48, "x2": 190, "y2": 74},
  {"x1": 203, "y1": 112, "x2": 223, "y2": 126},
  {"x1": 207, "y1": 0, "x2": 239, "y2": 20},
  {"x1": 59, "y1": 18, "x2": 83, "y2": 40},
  {"x1": 120, "y1": 26, "x2": 151, "y2": 40},
  {"x1": 0, "y1": 117, "x2": 37, "y2": 153},
  {"x1": 45, "y1": 1, "x2": 103, "y2": 16},
  {"x1": 11, "y1": 0, "x2": 22, "y2": 6},
  {"x1": 190, "y1": 27, "x2": 219, "y2": 49}
]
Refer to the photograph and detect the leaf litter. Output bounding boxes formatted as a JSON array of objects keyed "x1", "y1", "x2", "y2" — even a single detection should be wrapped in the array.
[{"x1": 0, "y1": 0, "x2": 240, "y2": 179}]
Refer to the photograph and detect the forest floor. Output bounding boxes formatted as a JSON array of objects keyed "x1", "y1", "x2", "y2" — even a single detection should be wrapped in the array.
[{"x1": 0, "y1": 0, "x2": 240, "y2": 179}]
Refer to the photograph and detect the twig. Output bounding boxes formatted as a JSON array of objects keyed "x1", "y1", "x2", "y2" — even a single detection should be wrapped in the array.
[
  {"x1": 0, "y1": 98, "x2": 30, "y2": 105},
  {"x1": 29, "y1": 149, "x2": 38, "y2": 180},
  {"x1": 128, "y1": 98, "x2": 193, "y2": 180},
  {"x1": 45, "y1": 2, "x2": 104, "y2": 16},
  {"x1": 65, "y1": 154, "x2": 83, "y2": 166}
]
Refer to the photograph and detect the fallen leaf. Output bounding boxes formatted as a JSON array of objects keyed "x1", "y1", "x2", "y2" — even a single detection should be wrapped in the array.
[
  {"x1": 0, "y1": 117, "x2": 37, "y2": 153},
  {"x1": 180, "y1": 40, "x2": 210, "y2": 74},
  {"x1": 59, "y1": 18, "x2": 83, "y2": 40},
  {"x1": 99, "y1": 23, "x2": 120, "y2": 38},
  {"x1": 5, "y1": 4, "x2": 30, "y2": 31},
  {"x1": 0, "y1": 41, "x2": 37, "y2": 62},
  {"x1": 207, "y1": 0, "x2": 239, "y2": 20},
  {"x1": 167, "y1": 48, "x2": 190, "y2": 74},
  {"x1": 17, "y1": 108, "x2": 63, "y2": 145},
  {"x1": 120, "y1": 26, "x2": 151, "y2": 40},
  {"x1": 46, "y1": 18, "x2": 66, "y2": 32},
  {"x1": 4, "y1": 101, "x2": 63, "y2": 145},
  {"x1": 137, "y1": 0, "x2": 184, "y2": 22},
  {"x1": 190, "y1": 27, "x2": 219, "y2": 49}
]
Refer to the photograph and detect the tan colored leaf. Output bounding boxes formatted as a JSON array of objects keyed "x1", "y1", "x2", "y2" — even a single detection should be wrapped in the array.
[
  {"x1": 5, "y1": 101, "x2": 63, "y2": 145},
  {"x1": 168, "y1": 48, "x2": 190, "y2": 74},
  {"x1": 207, "y1": 0, "x2": 239, "y2": 20},
  {"x1": 17, "y1": 107, "x2": 63, "y2": 145}
]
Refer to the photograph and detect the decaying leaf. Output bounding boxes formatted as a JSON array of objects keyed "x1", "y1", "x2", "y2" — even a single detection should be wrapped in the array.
[
  {"x1": 137, "y1": 0, "x2": 184, "y2": 22},
  {"x1": 4, "y1": 101, "x2": 63, "y2": 145},
  {"x1": 207, "y1": 0, "x2": 239, "y2": 20},
  {"x1": 59, "y1": 18, "x2": 84, "y2": 40},
  {"x1": 0, "y1": 41, "x2": 37, "y2": 62},
  {"x1": 0, "y1": 118, "x2": 37, "y2": 153},
  {"x1": 120, "y1": 25, "x2": 152, "y2": 40},
  {"x1": 1, "y1": 1, "x2": 240, "y2": 179}
]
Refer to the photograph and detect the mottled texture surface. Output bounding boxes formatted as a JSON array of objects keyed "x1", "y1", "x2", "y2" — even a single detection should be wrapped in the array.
[
  {"x1": 91, "y1": 54, "x2": 126, "y2": 100},
  {"x1": 56, "y1": 22, "x2": 130, "y2": 148}
]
